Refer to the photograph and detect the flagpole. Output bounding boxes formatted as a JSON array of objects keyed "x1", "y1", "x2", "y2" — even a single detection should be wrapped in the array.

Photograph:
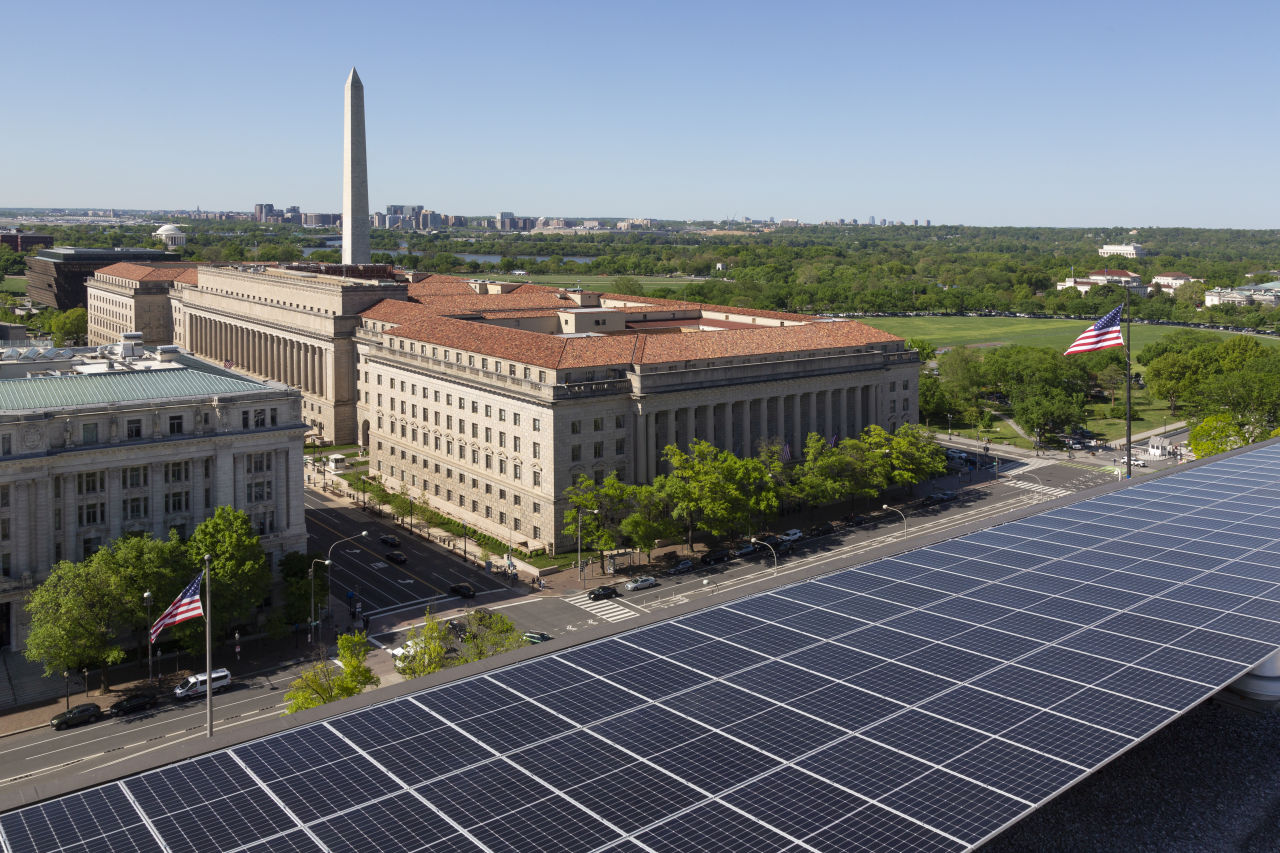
[
  {"x1": 204, "y1": 553, "x2": 212, "y2": 739},
  {"x1": 1124, "y1": 290, "x2": 1132, "y2": 481}
]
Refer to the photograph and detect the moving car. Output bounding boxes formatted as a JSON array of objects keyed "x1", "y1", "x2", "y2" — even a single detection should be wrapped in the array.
[
  {"x1": 50, "y1": 703, "x2": 101, "y2": 731},
  {"x1": 701, "y1": 549, "x2": 732, "y2": 565},
  {"x1": 108, "y1": 691, "x2": 158, "y2": 717},
  {"x1": 625, "y1": 575, "x2": 658, "y2": 591},
  {"x1": 379, "y1": 534, "x2": 400, "y2": 547},
  {"x1": 779, "y1": 529, "x2": 805, "y2": 543},
  {"x1": 666, "y1": 559, "x2": 696, "y2": 576},
  {"x1": 522, "y1": 631, "x2": 553, "y2": 644},
  {"x1": 588, "y1": 585, "x2": 619, "y2": 601},
  {"x1": 386, "y1": 550, "x2": 408, "y2": 563},
  {"x1": 449, "y1": 583, "x2": 476, "y2": 599},
  {"x1": 733, "y1": 542, "x2": 760, "y2": 558},
  {"x1": 174, "y1": 668, "x2": 231, "y2": 700}
]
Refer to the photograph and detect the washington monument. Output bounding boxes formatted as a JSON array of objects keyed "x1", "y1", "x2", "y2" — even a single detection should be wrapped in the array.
[{"x1": 342, "y1": 67, "x2": 370, "y2": 265}]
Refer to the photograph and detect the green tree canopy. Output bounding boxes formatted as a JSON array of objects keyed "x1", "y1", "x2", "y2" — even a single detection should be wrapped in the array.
[
  {"x1": 177, "y1": 507, "x2": 271, "y2": 652},
  {"x1": 395, "y1": 617, "x2": 452, "y2": 679},
  {"x1": 284, "y1": 631, "x2": 380, "y2": 714}
]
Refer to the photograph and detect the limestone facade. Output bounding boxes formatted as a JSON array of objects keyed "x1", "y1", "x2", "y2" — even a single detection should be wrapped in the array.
[
  {"x1": 169, "y1": 266, "x2": 407, "y2": 444},
  {"x1": 354, "y1": 281, "x2": 920, "y2": 555},
  {"x1": 0, "y1": 346, "x2": 307, "y2": 652}
]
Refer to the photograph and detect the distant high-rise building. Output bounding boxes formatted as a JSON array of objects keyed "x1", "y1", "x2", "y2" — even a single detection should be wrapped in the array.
[
  {"x1": 254, "y1": 203, "x2": 275, "y2": 223},
  {"x1": 342, "y1": 68, "x2": 370, "y2": 264},
  {"x1": 925, "y1": 219, "x2": 931, "y2": 227}
]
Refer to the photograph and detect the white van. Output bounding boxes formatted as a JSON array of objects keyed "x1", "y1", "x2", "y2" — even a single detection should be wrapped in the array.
[{"x1": 174, "y1": 668, "x2": 231, "y2": 700}]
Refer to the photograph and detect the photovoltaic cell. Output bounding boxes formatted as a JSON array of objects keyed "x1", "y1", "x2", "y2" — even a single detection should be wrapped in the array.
[{"x1": 16, "y1": 442, "x2": 1280, "y2": 853}]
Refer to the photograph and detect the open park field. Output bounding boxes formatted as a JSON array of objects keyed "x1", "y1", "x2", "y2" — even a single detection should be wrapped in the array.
[
  {"x1": 0, "y1": 276, "x2": 27, "y2": 295},
  {"x1": 862, "y1": 315, "x2": 1277, "y2": 361}
]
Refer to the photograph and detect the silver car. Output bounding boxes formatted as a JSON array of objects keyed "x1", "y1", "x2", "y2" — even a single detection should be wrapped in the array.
[{"x1": 625, "y1": 575, "x2": 658, "y2": 591}]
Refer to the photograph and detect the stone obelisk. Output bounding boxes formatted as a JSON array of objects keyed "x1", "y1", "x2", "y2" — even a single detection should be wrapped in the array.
[{"x1": 342, "y1": 67, "x2": 370, "y2": 265}]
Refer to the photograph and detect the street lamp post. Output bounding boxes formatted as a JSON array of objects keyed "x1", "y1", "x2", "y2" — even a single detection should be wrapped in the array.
[
  {"x1": 751, "y1": 537, "x2": 778, "y2": 576},
  {"x1": 63, "y1": 671, "x2": 70, "y2": 711},
  {"x1": 577, "y1": 508, "x2": 599, "y2": 587},
  {"x1": 82, "y1": 667, "x2": 88, "y2": 700},
  {"x1": 946, "y1": 413, "x2": 952, "y2": 438},
  {"x1": 308, "y1": 562, "x2": 315, "y2": 648},
  {"x1": 324, "y1": 530, "x2": 368, "y2": 641},
  {"x1": 883, "y1": 504, "x2": 907, "y2": 535},
  {"x1": 143, "y1": 590, "x2": 153, "y2": 685}
]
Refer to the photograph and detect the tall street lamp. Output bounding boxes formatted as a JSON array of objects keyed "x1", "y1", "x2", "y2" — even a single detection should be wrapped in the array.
[
  {"x1": 946, "y1": 413, "x2": 952, "y2": 438},
  {"x1": 577, "y1": 508, "x2": 599, "y2": 587},
  {"x1": 324, "y1": 530, "x2": 368, "y2": 640},
  {"x1": 308, "y1": 562, "x2": 316, "y2": 648},
  {"x1": 752, "y1": 537, "x2": 778, "y2": 576},
  {"x1": 883, "y1": 504, "x2": 907, "y2": 535},
  {"x1": 143, "y1": 590, "x2": 153, "y2": 685}
]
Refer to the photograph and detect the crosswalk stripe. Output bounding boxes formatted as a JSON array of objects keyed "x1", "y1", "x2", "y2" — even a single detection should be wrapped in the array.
[
  {"x1": 1005, "y1": 478, "x2": 1072, "y2": 499},
  {"x1": 564, "y1": 594, "x2": 636, "y2": 622}
]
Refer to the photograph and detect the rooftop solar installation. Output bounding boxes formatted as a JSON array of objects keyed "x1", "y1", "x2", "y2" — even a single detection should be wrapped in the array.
[{"x1": 6, "y1": 443, "x2": 1280, "y2": 852}]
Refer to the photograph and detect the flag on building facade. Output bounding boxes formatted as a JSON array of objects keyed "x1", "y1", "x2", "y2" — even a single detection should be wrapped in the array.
[
  {"x1": 150, "y1": 574, "x2": 205, "y2": 643},
  {"x1": 1064, "y1": 305, "x2": 1125, "y2": 355},
  {"x1": 781, "y1": 442, "x2": 792, "y2": 462}
]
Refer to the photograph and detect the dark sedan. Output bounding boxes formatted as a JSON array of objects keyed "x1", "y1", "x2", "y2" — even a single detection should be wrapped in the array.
[
  {"x1": 51, "y1": 703, "x2": 101, "y2": 730},
  {"x1": 108, "y1": 691, "x2": 159, "y2": 717},
  {"x1": 449, "y1": 583, "x2": 476, "y2": 599},
  {"x1": 386, "y1": 550, "x2": 408, "y2": 563},
  {"x1": 588, "y1": 585, "x2": 619, "y2": 601},
  {"x1": 379, "y1": 534, "x2": 401, "y2": 547}
]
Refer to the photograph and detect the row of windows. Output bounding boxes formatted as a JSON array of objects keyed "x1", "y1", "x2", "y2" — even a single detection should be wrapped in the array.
[
  {"x1": 367, "y1": 390, "x2": 541, "y2": 435},
  {"x1": 371, "y1": 349, "x2": 549, "y2": 385},
  {"x1": 570, "y1": 415, "x2": 626, "y2": 434},
  {"x1": 0, "y1": 406, "x2": 282, "y2": 457},
  {"x1": 569, "y1": 439, "x2": 626, "y2": 461}
]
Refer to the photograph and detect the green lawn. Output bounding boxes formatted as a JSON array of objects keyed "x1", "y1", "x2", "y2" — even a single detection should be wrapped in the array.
[
  {"x1": 0, "y1": 276, "x2": 27, "y2": 295},
  {"x1": 862, "y1": 316, "x2": 1276, "y2": 361}
]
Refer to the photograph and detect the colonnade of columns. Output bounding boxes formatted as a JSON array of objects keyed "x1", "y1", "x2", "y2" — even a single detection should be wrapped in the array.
[
  {"x1": 187, "y1": 314, "x2": 326, "y2": 396},
  {"x1": 636, "y1": 384, "x2": 883, "y2": 483}
]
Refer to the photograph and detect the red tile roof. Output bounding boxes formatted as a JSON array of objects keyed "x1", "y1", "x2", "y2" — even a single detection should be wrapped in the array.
[
  {"x1": 363, "y1": 281, "x2": 900, "y2": 369},
  {"x1": 95, "y1": 262, "x2": 204, "y2": 283}
]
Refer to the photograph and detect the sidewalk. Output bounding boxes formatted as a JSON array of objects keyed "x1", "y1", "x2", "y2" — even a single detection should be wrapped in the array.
[{"x1": 939, "y1": 421, "x2": 1187, "y2": 468}]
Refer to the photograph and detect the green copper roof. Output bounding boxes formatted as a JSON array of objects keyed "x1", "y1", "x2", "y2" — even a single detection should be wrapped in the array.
[{"x1": 0, "y1": 367, "x2": 274, "y2": 412}]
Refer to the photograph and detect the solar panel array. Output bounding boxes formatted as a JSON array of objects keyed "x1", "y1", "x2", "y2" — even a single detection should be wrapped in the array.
[{"x1": 6, "y1": 443, "x2": 1280, "y2": 853}]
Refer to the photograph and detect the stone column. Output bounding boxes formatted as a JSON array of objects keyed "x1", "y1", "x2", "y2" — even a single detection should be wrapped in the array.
[
  {"x1": 724, "y1": 401, "x2": 735, "y2": 455},
  {"x1": 792, "y1": 393, "x2": 803, "y2": 452},
  {"x1": 809, "y1": 391, "x2": 819, "y2": 441}
]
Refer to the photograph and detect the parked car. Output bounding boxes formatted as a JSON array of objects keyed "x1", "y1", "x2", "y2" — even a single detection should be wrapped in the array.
[
  {"x1": 174, "y1": 669, "x2": 231, "y2": 700},
  {"x1": 522, "y1": 631, "x2": 553, "y2": 644},
  {"x1": 1120, "y1": 457, "x2": 1149, "y2": 468},
  {"x1": 50, "y1": 703, "x2": 101, "y2": 731},
  {"x1": 701, "y1": 549, "x2": 733, "y2": 565},
  {"x1": 386, "y1": 550, "x2": 408, "y2": 563},
  {"x1": 807, "y1": 521, "x2": 835, "y2": 538},
  {"x1": 588, "y1": 585, "x2": 619, "y2": 601},
  {"x1": 108, "y1": 691, "x2": 159, "y2": 717},
  {"x1": 379, "y1": 534, "x2": 400, "y2": 547},
  {"x1": 449, "y1": 583, "x2": 476, "y2": 598},
  {"x1": 923, "y1": 490, "x2": 958, "y2": 506},
  {"x1": 733, "y1": 542, "x2": 760, "y2": 558},
  {"x1": 845, "y1": 513, "x2": 869, "y2": 527},
  {"x1": 779, "y1": 529, "x2": 805, "y2": 543},
  {"x1": 666, "y1": 559, "x2": 696, "y2": 576},
  {"x1": 625, "y1": 575, "x2": 658, "y2": 591}
]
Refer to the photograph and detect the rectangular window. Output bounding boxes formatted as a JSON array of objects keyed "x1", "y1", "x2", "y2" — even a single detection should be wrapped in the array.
[
  {"x1": 484, "y1": 405, "x2": 492, "y2": 418},
  {"x1": 531, "y1": 470, "x2": 539, "y2": 486},
  {"x1": 593, "y1": 417, "x2": 603, "y2": 431},
  {"x1": 498, "y1": 459, "x2": 507, "y2": 475},
  {"x1": 514, "y1": 464, "x2": 523, "y2": 481},
  {"x1": 615, "y1": 414, "x2": 625, "y2": 428},
  {"x1": 571, "y1": 421, "x2": 581, "y2": 434},
  {"x1": 511, "y1": 436, "x2": 518, "y2": 452},
  {"x1": 513, "y1": 413, "x2": 520, "y2": 426},
  {"x1": 532, "y1": 442, "x2": 540, "y2": 459},
  {"x1": 242, "y1": 411, "x2": 250, "y2": 429},
  {"x1": 121, "y1": 466, "x2": 148, "y2": 489},
  {"x1": 81, "y1": 423, "x2": 99, "y2": 444},
  {"x1": 485, "y1": 427, "x2": 492, "y2": 443},
  {"x1": 253, "y1": 409, "x2": 266, "y2": 428},
  {"x1": 533, "y1": 526, "x2": 541, "y2": 540},
  {"x1": 0, "y1": 518, "x2": 8, "y2": 541},
  {"x1": 538, "y1": 371, "x2": 546, "y2": 383},
  {"x1": 168, "y1": 415, "x2": 184, "y2": 435},
  {"x1": 571, "y1": 445, "x2": 581, "y2": 462},
  {"x1": 1, "y1": 434, "x2": 9, "y2": 455},
  {"x1": 532, "y1": 417, "x2": 539, "y2": 432},
  {"x1": 615, "y1": 438, "x2": 626, "y2": 455},
  {"x1": 164, "y1": 491, "x2": 190, "y2": 514},
  {"x1": 594, "y1": 442, "x2": 604, "y2": 459},
  {"x1": 533, "y1": 501, "x2": 541, "y2": 514},
  {"x1": 126, "y1": 418, "x2": 143, "y2": 439},
  {"x1": 485, "y1": 454, "x2": 493, "y2": 470},
  {"x1": 0, "y1": 485, "x2": 7, "y2": 507}
]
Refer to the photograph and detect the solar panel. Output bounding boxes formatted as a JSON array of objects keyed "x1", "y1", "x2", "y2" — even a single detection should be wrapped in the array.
[{"x1": 7, "y1": 442, "x2": 1280, "y2": 853}]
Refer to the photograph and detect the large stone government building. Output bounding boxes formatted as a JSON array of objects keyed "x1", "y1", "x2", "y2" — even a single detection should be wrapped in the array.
[
  {"x1": 0, "y1": 336, "x2": 307, "y2": 651},
  {"x1": 87, "y1": 264, "x2": 920, "y2": 554}
]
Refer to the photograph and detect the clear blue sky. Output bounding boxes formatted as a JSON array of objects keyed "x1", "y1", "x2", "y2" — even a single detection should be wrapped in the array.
[{"x1": 8, "y1": 0, "x2": 1278, "y2": 227}]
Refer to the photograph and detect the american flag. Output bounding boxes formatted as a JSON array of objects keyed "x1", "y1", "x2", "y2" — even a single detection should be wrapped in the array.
[
  {"x1": 1065, "y1": 305, "x2": 1125, "y2": 355},
  {"x1": 781, "y1": 442, "x2": 792, "y2": 462},
  {"x1": 150, "y1": 574, "x2": 204, "y2": 643}
]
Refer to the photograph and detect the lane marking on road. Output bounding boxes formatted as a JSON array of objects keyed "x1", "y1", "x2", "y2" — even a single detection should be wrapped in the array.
[
  {"x1": 563, "y1": 594, "x2": 637, "y2": 622},
  {"x1": 1003, "y1": 478, "x2": 1073, "y2": 498}
]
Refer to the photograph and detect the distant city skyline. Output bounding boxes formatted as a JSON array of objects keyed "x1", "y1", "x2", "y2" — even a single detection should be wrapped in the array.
[{"x1": 6, "y1": 0, "x2": 1280, "y2": 228}]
